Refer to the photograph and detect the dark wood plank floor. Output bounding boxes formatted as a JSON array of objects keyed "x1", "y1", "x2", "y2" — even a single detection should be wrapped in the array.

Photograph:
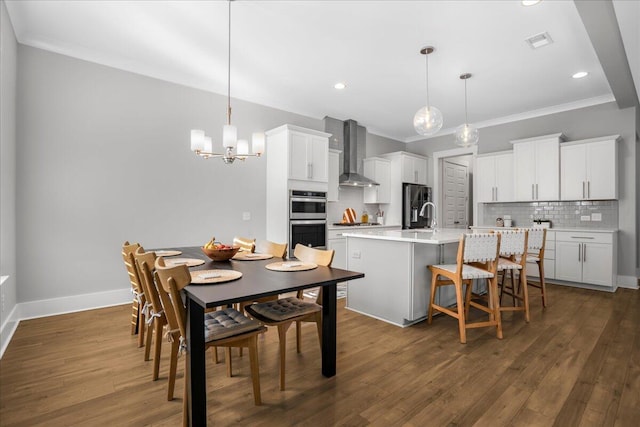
[{"x1": 1, "y1": 283, "x2": 638, "y2": 426}]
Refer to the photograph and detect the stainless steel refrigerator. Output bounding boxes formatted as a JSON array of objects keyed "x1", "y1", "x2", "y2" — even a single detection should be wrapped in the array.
[{"x1": 402, "y1": 183, "x2": 433, "y2": 229}]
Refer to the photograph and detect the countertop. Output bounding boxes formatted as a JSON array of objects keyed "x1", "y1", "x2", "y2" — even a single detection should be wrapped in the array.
[
  {"x1": 469, "y1": 226, "x2": 618, "y2": 233},
  {"x1": 341, "y1": 228, "x2": 463, "y2": 244},
  {"x1": 327, "y1": 223, "x2": 401, "y2": 231}
]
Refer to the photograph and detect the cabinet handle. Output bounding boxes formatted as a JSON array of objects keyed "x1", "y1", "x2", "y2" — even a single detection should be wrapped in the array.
[
  {"x1": 587, "y1": 181, "x2": 590, "y2": 198},
  {"x1": 495, "y1": 187, "x2": 498, "y2": 201},
  {"x1": 307, "y1": 163, "x2": 313, "y2": 179},
  {"x1": 578, "y1": 244, "x2": 581, "y2": 262},
  {"x1": 582, "y1": 181, "x2": 585, "y2": 199},
  {"x1": 536, "y1": 183, "x2": 538, "y2": 199},
  {"x1": 414, "y1": 171, "x2": 418, "y2": 182},
  {"x1": 532, "y1": 184, "x2": 534, "y2": 200},
  {"x1": 583, "y1": 243, "x2": 586, "y2": 262}
]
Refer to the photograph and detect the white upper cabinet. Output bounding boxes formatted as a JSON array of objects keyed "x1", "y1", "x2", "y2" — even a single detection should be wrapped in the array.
[
  {"x1": 327, "y1": 149, "x2": 341, "y2": 202},
  {"x1": 560, "y1": 135, "x2": 619, "y2": 201},
  {"x1": 475, "y1": 151, "x2": 513, "y2": 203},
  {"x1": 401, "y1": 153, "x2": 429, "y2": 185},
  {"x1": 511, "y1": 133, "x2": 564, "y2": 201},
  {"x1": 363, "y1": 157, "x2": 391, "y2": 204},
  {"x1": 266, "y1": 125, "x2": 330, "y2": 190}
]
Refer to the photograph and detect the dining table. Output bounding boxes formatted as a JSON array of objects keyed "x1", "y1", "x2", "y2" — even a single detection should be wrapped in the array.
[{"x1": 157, "y1": 246, "x2": 364, "y2": 426}]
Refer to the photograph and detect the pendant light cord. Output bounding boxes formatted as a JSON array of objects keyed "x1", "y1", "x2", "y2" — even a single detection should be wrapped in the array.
[
  {"x1": 227, "y1": 0, "x2": 232, "y2": 125},
  {"x1": 425, "y1": 53, "x2": 430, "y2": 107},
  {"x1": 464, "y1": 78, "x2": 468, "y2": 125}
]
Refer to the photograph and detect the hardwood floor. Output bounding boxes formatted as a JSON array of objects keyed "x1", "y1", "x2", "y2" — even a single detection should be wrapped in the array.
[{"x1": 1, "y1": 284, "x2": 638, "y2": 426}]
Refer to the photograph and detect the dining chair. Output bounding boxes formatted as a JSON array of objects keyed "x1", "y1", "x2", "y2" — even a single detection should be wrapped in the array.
[
  {"x1": 490, "y1": 229, "x2": 530, "y2": 322},
  {"x1": 254, "y1": 240, "x2": 288, "y2": 259},
  {"x1": 233, "y1": 236, "x2": 256, "y2": 252},
  {"x1": 427, "y1": 233, "x2": 502, "y2": 344},
  {"x1": 154, "y1": 257, "x2": 266, "y2": 415},
  {"x1": 244, "y1": 244, "x2": 334, "y2": 390},
  {"x1": 122, "y1": 241, "x2": 146, "y2": 347},
  {"x1": 132, "y1": 247, "x2": 167, "y2": 382}
]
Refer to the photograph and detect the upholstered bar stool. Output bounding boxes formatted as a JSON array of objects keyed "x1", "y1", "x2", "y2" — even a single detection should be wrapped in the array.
[
  {"x1": 493, "y1": 229, "x2": 530, "y2": 322},
  {"x1": 427, "y1": 233, "x2": 502, "y2": 344},
  {"x1": 522, "y1": 228, "x2": 548, "y2": 308}
]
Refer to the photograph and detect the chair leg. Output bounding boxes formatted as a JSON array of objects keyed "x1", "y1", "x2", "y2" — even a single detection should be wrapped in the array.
[
  {"x1": 510, "y1": 270, "x2": 517, "y2": 307},
  {"x1": 454, "y1": 280, "x2": 466, "y2": 344},
  {"x1": 144, "y1": 321, "x2": 153, "y2": 361},
  {"x1": 314, "y1": 312, "x2": 322, "y2": 349},
  {"x1": 499, "y1": 271, "x2": 506, "y2": 305},
  {"x1": 131, "y1": 299, "x2": 139, "y2": 335},
  {"x1": 137, "y1": 304, "x2": 146, "y2": 348},
  {"x1": 464, "y1": 279, "x2": 473, "y2": 318},
  {"x1": 182, "y1": 359, "x2": 189, "y2": 427},
  {"x1": 248, "y1": 337, "x2": 262, "y2": 405},
  {"x1": 277, "y1": 322, "x2": 292, "y2": 391},
  {"x1": 427, "y1": 271, "x2": 438, "y2": 324},
  {"x1": 490, "y1": 276, "x2": 503, "y2": 339},
  {"x1": 213, "y1": 347, "x2": 220, "y2": 364},
  {"x1": 168, "y1": 340, "x2": 179, "y2": 401},
  {"x1": 152, "y1": 320, "x2": 163, "y2": 380},
  {"x1": 521, "y1": 270, "x2": 530, "y2": 323},
  {"x1": 225, "y1": 348, "x2": 233, "y2": 377},
  {"x1": 538, "y1": 260, "x2": 547, "y2": 308},
  {"x1": 296, "y1": 320, "x2": 302, "y2": 354}
]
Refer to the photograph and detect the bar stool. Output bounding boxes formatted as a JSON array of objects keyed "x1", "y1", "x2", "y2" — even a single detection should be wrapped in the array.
[
  {"x1": 523, "y1": 228, "x2": 548, "y2": 308},
  {"x1": 427, "y1": 233, "x2": 502, "y2": 344},
  {"x1": 493, "y1": 229, "x2": 530, "y2": 322}
]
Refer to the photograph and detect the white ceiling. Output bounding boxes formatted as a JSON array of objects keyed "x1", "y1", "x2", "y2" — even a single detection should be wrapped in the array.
[{"x1": 5, "y1": 0, "x2": 632, "y2": 142}]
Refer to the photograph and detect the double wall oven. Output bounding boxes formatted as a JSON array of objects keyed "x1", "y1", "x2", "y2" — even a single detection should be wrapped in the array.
[{"x1": 289, "y1": 190, "x2": 327, "y2": 257}]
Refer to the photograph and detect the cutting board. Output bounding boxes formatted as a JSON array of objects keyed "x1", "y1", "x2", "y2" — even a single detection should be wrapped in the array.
[{"x1": 343, "y1": 208, "x2": 357, "y2": 223}]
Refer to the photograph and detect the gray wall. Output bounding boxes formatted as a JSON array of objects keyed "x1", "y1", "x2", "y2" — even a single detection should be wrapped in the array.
[
  {"x1": 407, "y1": 102, "x2": 637, "y2": 278},
  {"x1": 15, "y1": 45, "x2": 325, "y2": 303},
  {"x1": 1, "y1": 0, "x2": 18, "y2": 342}
]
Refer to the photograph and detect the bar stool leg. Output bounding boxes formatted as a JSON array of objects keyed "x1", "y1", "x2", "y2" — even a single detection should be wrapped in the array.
[
  {"x1": 538, "y1": 260, "x2": 547, "y2": 308},
  {"x1": 428, "y1": 271, "x2": 438, "y2": 324},
  {"x1": 454, "y1": 280, "x2": 467, "y2": 344}
]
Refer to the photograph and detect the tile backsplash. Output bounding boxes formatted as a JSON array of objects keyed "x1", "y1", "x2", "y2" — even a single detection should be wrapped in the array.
[{"x1": 481, "y1": 200, "x2": 618, "y2": 229}]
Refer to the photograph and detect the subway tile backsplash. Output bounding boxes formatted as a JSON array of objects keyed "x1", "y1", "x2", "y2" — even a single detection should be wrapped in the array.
[{"x1": 481, "y1": 200, "x2": 618, "y2": 229}]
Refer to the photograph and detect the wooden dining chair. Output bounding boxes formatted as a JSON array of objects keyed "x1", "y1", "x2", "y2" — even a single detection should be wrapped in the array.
[
  {"x1": 154, "y1": 257, "x2": 266, "y2": 417},
  {"x1": 245, "y1": 244, "x2": 334, "y2": 390},
  {"x1": 427, "y1": 233, "x2": 502, "y2": 344},
  {"x1": 254, "y1": 240, "x2": 288, "y2": 259},
  {"x1": 132, "y1": 247, "x2": 167, "y2": 383},
  {"x1": 233, "y1": 236, "x2": 256, "y2": 252},
  {"x1": 122, "y1": 241, "x2": 145, "y2": 347}
]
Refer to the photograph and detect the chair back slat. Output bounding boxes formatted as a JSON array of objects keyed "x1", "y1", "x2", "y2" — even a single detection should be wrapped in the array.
[
  {"x1": 527, "y1": 228, "x2": 547, "y2": 251},
  {"x1": 462, "y1": 233, "x2": 500, "y2": 263},
  {"x1": 133, "y1": 247, "x2": 163, "y2": 318},
  {"x1": 154, "y1": 258, "x2": 191, "y2": 340},
  {"x1": 496, "y1": 230, "x2": 528, "y2": 257},
  {"x1": 293, "y1": 244, "x2": 334, "y2": 267},
  {"x1": 255, "y1": 240, "x2": 288, "y2": 258},
  {"x1": 122, "y1": 242, "x2": 142, "y2": 294},
  {"x1": 233, "y1": 236, "x2": 256, "y2": 253}
]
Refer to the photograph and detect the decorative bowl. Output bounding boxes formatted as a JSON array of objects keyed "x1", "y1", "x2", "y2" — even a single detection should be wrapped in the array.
[{"x1": 201, "y1": 245, "x2": 241, "y2": 261}]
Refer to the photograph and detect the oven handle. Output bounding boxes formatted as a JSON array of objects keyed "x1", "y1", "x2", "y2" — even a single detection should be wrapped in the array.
[
  {"x1": 290, "y1": 220, "x2": 327, "y2": 225},
  {"x1": 290, "y1": 197, "x2": 327, "y2": 203}
]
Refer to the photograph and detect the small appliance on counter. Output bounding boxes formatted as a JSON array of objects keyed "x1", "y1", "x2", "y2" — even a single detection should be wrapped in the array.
[
  {"x1": 533, "y1": 219, "x2": 552, "y2": 228},
  {"x1": 495, "y1": 217, "x2": 504, "y2": 227}
]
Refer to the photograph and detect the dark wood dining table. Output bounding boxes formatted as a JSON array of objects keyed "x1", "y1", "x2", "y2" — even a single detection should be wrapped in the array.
[{"x1": 161, "y1": 246, "x2": 364, "y2": 426}]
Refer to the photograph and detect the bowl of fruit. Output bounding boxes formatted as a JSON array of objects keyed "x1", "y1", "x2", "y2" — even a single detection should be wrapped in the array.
[{"x1": 201, "y1": 237, "x2": 240, "y2": 261}]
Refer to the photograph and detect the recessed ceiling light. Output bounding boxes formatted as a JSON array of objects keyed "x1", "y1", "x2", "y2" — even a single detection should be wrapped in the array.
[
  {"x1": 572, "y1": 71, "x2": 589, "y2": 79},
  {"x1": 334, "y1": 82, "x2": 346, "y2": 90},
  {"x1": 522, "y1": 0, "x2": 541, "y2": 6}
]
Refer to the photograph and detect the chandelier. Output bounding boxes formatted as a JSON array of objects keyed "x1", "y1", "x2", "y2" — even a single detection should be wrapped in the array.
[
  {"x1": 454, "y1": 73, "x2": 479, "y2": 147},
  {"x1": 190, "y1": 0, "x2": 264, "y2": 164},
  {"x1": 413, "y1": 46, "x2": 443, "y2": 136}
]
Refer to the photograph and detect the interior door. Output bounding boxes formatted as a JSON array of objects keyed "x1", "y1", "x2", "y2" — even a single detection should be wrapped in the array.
[{"x1": 442, "y1": 160, "x2": 468, "y2": 229}]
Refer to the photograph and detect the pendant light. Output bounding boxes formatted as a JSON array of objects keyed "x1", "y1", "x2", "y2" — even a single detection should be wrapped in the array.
[
  {"x1": 454, "y1": 73, "x2": 479, "y2": 147},
  {"x1": 413, "y1": 46, "x2": 443, "y2": 136},
  {"x1": 190, "y1": 0, "x2": 265, "y2": 164}
]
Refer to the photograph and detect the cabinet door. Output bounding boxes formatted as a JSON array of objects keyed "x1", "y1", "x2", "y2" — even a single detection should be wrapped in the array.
[
  {"x1": 289, "y1": 133, "x2": 309, "y2": 180},
  {"x1": 376, "y1": 160, "x2": 391, "y2": 203},
  {"x1": 475, "y1": 156, "x2": 496, "y2": 202},
  {"x1": 415, "y1": 157, "x2": 428, "y2": 185},
  {"x1": 401, "y1": 155, "x2": 417, "y2": 184},
  {"x1": 555, "y1": 241, "x2": 583, "y2": 282},
  {"x1": 309, "y1": 136, "x2": 328, "y2": 182},
  {"x1": 535, "y1": 139, "x2": 559, "y2": 200},
  {"x1": 327, "y1": 238, "x2": 346, "y2": 270},
  {"x1": 561, "y1": 144, "x2": 587, "y2": 200},
  {"x1": 586, "y1": 141, "x2": 616, "y2": 200},
  {"x1": 582, "y1": 243, "x2": 613, "y2": 287},
  {"x1": 327, "y1": 151, "x2": 340, "y2": 202},
  {"x1": 494, "y1": 153, "x2": 514, "y2": 202},
  {"x1": 513, "y1": 142, "x2": 536, "y2": 201}
]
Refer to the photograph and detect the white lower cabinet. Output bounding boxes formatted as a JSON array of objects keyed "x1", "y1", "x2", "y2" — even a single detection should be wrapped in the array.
[
  {"x1": 327, "y1": 234, "x2": 346, "y2": 270},
  {"x1": 554, "y1": 231, "x2": 616, "y2": 288}
]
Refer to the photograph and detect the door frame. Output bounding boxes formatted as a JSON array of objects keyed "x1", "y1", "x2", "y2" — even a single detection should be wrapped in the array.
[{"x1": 432, "y1": 146, "x2": 478, "y2": 228}]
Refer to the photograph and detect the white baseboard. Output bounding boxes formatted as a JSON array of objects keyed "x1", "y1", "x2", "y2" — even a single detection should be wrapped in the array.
[
  {"x1": 618, "y1": 275, "x2": 639, "y2": 290},
  {"x1": 0, "y1": 287, "x2": 132, "y2": 359}
]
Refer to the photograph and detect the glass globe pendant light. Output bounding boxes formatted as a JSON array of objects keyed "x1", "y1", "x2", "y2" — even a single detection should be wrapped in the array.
[
  {"x1": 455, "y1": 73, "x2": 479, "y2": 147},
  {"x1": 413, "y1": 46, "x2": 443, "y2": 136}
]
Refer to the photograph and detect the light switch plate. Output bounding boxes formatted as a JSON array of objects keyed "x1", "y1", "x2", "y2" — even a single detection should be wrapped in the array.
[
  {"x1": 352, "y1": 251, "x2": 361, "y2": 259},
  {"x1": 580, "y1": 215, "x2": 591, "y2": 221},
  {"x1": 242, "y1": 212, "x2": 251, "y2": 221},
  {"x1": 591, "y1": 212, "x2": 602, "y2": 221}
]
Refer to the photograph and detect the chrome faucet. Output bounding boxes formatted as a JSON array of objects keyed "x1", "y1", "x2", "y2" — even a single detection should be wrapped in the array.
[{"x1": 419, "y1": 201, "x2": 438, "y2": 230}]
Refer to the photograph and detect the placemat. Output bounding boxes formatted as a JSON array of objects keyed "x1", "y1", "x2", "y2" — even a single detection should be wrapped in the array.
[
  {"x1": 232, "y1": 252, "x2": 274, "y2": 261},
  {"x1": 190, "y1": 269, "x2": 242, "y2": 284},
  {"x1": 265, "y1": 261, "x2": 318, "y2": 272},
  {"x1": 154, "y1": 250, "x2": 182, "y2": 257},
  {"x1": 163, "y1": 258, "x2": 205, "y2": 267}
]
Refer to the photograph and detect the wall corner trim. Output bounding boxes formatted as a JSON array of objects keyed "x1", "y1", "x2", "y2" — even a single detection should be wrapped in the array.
[{"x1": 617, "y1": 275, "x2": 639, "y2": 290}]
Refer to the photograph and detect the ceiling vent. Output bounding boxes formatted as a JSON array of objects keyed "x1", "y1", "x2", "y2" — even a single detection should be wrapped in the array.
[{"x1": 525, "y1": 32, "x2": 553, "y2": 49}]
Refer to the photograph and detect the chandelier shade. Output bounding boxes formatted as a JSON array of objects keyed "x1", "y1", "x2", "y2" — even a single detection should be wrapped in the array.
[
  {"x1": 413, "y1": 46, "x2": 443, "y2": 136},
  {"x1": 454, "y1": 73, "x2": 479, "y2": 147}
]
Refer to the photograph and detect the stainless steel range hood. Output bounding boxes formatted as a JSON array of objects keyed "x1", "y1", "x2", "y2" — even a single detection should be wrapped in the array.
[{"x1": 339, "y1": 119, "x2": 379, "y2": 187}]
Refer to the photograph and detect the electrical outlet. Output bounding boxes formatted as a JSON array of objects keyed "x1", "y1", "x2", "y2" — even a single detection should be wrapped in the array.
[
  {"x1": 591, "y1": 213, "x2": 602, "y2": 221},
  {"x1": 352, "y1": 251, "x2": 361, "y2": 259},
  {"x1": 580, "y1": 215, "x2": 591, "y2": 221},
  {"x1": 242, "y1": 212, "x2": 251, "y2": 221}
]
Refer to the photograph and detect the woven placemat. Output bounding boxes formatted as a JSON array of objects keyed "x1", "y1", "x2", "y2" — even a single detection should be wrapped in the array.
[
  {"x1": 154, "y1": 250, "x2": 182, "y2": 257},
  {"x1": 232, "y1": 252, "x2": 274, "y2": 261},
  {"x1": 190, "y1": 269, "x2": 242, "y2": 284},
  {"x1": 163, "y1": 258, "x2": 205, "y2": 267},
  {"x1": 265, "y1": 261, "x2": 318, "y2": 272}
]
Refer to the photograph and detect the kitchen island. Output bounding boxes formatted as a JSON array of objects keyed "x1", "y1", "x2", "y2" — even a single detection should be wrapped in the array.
[{"x1": 343, "y1": 228, "x2": 469, "y2": 327}]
